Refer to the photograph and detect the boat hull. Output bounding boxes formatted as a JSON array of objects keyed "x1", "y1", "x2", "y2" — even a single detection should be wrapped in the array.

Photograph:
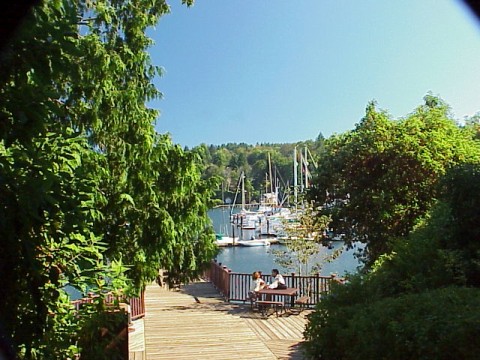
[
  {"x1": 215, "y1": 235, "x2": 238, "y2": 247},
  {"x1": 236, "y1": 239, "x2": 270, "y2": 247}
]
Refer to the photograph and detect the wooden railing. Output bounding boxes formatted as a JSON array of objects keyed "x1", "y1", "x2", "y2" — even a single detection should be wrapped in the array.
[
  {"x1": 206, "y1": 261, "x2": 232, "y2": 300},
  {"x1": 129, "y1": 291, "x2": 145, "y2": 320},
  {"x1": 204, "y1": 260, "x2": 339, "y2": 307},
  {"x1": 71, "y1": 291, "x2": 145, "y2": 320}
]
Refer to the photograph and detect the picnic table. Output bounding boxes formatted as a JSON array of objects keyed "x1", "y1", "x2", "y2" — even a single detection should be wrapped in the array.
[{"x1": 257, "y1": 287, "x2": 299, "y2": 308}]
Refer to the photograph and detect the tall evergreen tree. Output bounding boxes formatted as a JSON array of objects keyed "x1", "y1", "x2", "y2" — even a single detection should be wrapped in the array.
[{"x1": 0, "y1": 0, "x2": 217, "y2": 357}]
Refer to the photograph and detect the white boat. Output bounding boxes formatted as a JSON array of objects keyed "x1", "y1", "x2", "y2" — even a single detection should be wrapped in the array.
[
  {"x1": 231, "y1": 209, "x2": 261, "y2": 229},
  {"x1": 259, "y1": 208, "x2": 294, "y2": 236},
  {"x1": 236, "y1": 238, "x2": 270, "y2": 247},
  {"x1": 215, "y1": 234, "x2": 238, "y2": 247},
  {"x1": 230, "y1": 171, "x2": 262, "y2": 230}
]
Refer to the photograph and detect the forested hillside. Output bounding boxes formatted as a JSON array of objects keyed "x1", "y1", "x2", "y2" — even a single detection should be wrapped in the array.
[{"x1": 193, "y1": 135, "x2": 325, "y2": 204}]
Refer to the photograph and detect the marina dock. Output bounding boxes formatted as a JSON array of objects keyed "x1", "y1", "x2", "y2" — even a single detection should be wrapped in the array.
[{"x1": 129, "y1": 281, "x2": 312, "y2": 359}]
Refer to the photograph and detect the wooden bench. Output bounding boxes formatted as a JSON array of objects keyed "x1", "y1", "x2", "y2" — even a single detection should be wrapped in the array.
[
  {"x1": 256, "y1": 300, "x2": 284, "y2": 317},
  {"x1": 294, "y1": 296, "x2": 310, "y2": 311}
]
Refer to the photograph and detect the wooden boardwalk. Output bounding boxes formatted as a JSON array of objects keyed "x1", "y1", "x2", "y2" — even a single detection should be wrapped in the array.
[{"x1": 141, "y1": 281, "x2": 312, "y2": 360}]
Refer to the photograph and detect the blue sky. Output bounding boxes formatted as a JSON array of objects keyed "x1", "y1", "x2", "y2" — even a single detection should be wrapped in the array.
[{"x1": 148, "y1": 0, "x2": 480, "y2": 148}]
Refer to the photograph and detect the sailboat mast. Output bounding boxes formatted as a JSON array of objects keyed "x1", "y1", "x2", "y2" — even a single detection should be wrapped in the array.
[
  {"x1": 274, "y1": 165, "x2": 279, "y2": 207},
  {"x1": 241, "y1": 171, "x2": 246, "y2": 211},
  {"x1": 265, "y1": 173, "x2": 268, "y2": 195},
  {"x1": 221, "y1": 181, "x2": 225, "y2": 204},
  {"x1": 268, "y1": 152, "x2": 273, "y2": 194},
  {"x1": 293, "y1": 147, "x2": 298, "y2": 207},
  {"x1": 230, "y1": 172, "x2": 243, "y2": 215},
  {"x1": 299, "y1": 150, "x2": 304, "y2": 193},
  {"x1": 304, "y1": 146, "x2": 309, "y2": 189}
]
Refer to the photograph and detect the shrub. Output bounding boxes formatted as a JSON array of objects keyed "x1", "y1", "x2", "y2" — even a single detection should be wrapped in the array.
[{"x1": 304, "y1": 286, "x2": 480, "y2": 360}]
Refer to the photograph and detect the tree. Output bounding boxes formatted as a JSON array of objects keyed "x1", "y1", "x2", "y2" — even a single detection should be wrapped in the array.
[
  {"x1": 309, "y1": 97, "x2": 480, "y2": 266},
  {"x1": 438, "y1": 162, "x2": 480, "y2": 286},
  {"x1": 270, "y1": 206, "x2": 332, "y2": 275},
  {"x1": 464, "y1": 112, "x2": 480, "y2": 140},
  {"x1": 304, "y1": 163, "x2": 480, "y2": 360},
  {"x1": 0, "y1": 131, "x2": 122, "y2": 359},
  {"x1": 197, "y1": 141, "x2": 320, "y2": 205},
  {"x1": 0, "y1": 0, "x2": 217, "y2": 357}
]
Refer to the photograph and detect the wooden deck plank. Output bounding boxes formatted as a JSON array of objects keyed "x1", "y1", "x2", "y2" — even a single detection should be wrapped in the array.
[
  {"x1": 266, "y1": 340, "x2": 305, "y2": 360},
  {"x1": 251, "y1": 319, "x2": 280, "y2": 340},
  {"x1": 273, "y1": 318, "x2": 298, "y2": 339},
  {"x1": 143, "y1": 281, "x2": 311, "y2": 359},
  {"x1": 261, "y1": 319, "x2": 290, "y2": 340},
  {"x1": 243, "y1": 317, "x2": 274, "y2": 340},
  {"x1": 284, "y1": 314, "x2": 310, "y2": 335},
  {"x1": 276, "y1": 316, "x2": 305, "y2": 338},
  {"x1": 144, "y1": 283, "x2": 275, "y2": 360}
]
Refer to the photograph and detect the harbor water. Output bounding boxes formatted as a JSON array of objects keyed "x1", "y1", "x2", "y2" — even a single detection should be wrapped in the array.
[{"x1": 209, "y1": 207, "x2": 364, "y2": 276}]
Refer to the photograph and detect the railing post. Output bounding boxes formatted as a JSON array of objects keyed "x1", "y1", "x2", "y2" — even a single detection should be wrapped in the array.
[
  {"x1": 222, "y1": 266, "x2": 227, "y2": 299},
  {"x1": 315, "y1": 272, "x2": 320, "y2": 304},
  {"x1": 227, "y1": 269, "x2": 231, "y2": 301},
  {"x1": 223, "y1": 266, "x2": 231, "y2": 301}
]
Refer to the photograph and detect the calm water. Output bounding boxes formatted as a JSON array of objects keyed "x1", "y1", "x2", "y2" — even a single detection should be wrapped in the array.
[{"x1": 209, "y1": 207, "x2": 364, "y2": 276}]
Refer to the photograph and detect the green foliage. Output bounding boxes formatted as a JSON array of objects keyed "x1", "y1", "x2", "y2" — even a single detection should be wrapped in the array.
[
  {"x1": 304, "y1": 162, "x2": 480, "y2": 360},
  {"x1": 463, "y1": 112, "x2": 480, "y2": 139},
  {"x1": 437, "y1": 163, "x2": 480, "y2": 286},
  {"x1": 0, "y1": 131, "x2": 116, "y2": 357},
  {"x1": 364, "y1": 163, "x2": 480, "y2": 295},
  {"x1": 309, "y1": 97, "x2": 480, "y2": 266},
  {"x1": 0, "y1": 0, "x2": 217, "y2": 357},
  {"x1": 76, "y1": 300, "x2": 128, "y2": 360},
  {"x1": 304, "y1": 286, "x2": 480, "y2": 360},
  {"x1": 195, "y1": 138, "x2": 325, "y2": 203}
]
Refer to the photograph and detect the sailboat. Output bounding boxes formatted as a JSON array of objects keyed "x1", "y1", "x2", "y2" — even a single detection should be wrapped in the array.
[
  {"x1": 260, "y1": 147, "x2": 316, "y2": 237},
  {"x1": 230, "y1": 171, "x2": 261, "y2": 230},
  {"x1": 215, "y1": 200, "x2": 239, "y2": 246}
]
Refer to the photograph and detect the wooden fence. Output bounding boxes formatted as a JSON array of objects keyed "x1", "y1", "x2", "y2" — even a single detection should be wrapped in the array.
[
  {"x1": 204, "y1": 260, "x2": 340, "y2": 307},
  {"x1": 129, "y1": 291, "x2": 145, "y2": 320},
  {"x1": 71, "y1": 291, "x2": 145, "y2": 320}
]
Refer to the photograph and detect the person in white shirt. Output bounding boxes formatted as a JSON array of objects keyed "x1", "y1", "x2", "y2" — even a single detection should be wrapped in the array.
[
  {"x1": 248, "y1": 271, "x2": 265, "y2": 301},
  {"x1": 268, "y1": 269, "x2": 287, "y2": 289}
]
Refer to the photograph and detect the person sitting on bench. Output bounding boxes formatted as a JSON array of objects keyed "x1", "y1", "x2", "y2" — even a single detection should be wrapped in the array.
[
  {"x1": 267, "y1": 269, "x2": 287, "y2": 289},
  {"x1": 248, "y1": 271, "x2": 266, "y2": 301}
]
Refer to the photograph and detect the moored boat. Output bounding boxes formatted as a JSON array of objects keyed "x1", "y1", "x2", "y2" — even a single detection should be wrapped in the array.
[
  {"x1": 215, "y1": 234, "x2": 238, "y2": 247},
  {"x1": 236, "y1": 238, "x2": 270, "y2": 247}
]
